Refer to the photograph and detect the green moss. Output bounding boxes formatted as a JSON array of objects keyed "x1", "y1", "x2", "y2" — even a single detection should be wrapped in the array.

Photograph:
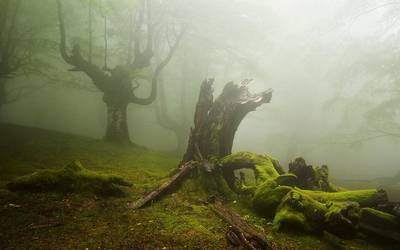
[
  {"x1": 7, "y1": 161, "x2": 132, "y2": 196},
  {"x1": 299, "y1": 188, "x2": 380, "y2": 207},
  {"x1": 361, "y1": 208, "x2": 397, "y2": 222},
  {"x1": 358, "y1": 207, "x2": 400, "y2": 242},
  {"x1": 220, "y1": 152, "x2": 280, "y2": 182},
  {"x1": 324, "y1": 203, "x2": 358, "y2": 238},
  {"x1": 1, "y1": 124, "x2": 397, "y2": 249},
  {"x1": 271, "y1": 188, "x2": 370, "y2": 239},
  {"x1": 197, "y1": 167, "x2": 235, "y2": 199},
  {"x1": 275, "y1": 173, "x2": 297, "y2": 187},
  {"x1": 252, "y1": 179, "x2": 292, "y2": 217},
  {"x1": 274, "y1": 205, "x2": 309, "y2": 231},
  {"x1": 273, "y1": 191, "x2": 314, "y2": 232},
  {"x1": 273, "y1": 190, "x2": 361, "y2": 235},
  {"x1": 270, "y1": 157, "x2": 286, "y2": 175},
  {"x1": 360, "y1": 208, "x2": 400, "y2": 230}
]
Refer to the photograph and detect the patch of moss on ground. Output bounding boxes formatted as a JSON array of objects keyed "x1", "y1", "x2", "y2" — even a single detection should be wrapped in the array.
[{"x1": 7, "y1": 161, "x2": 132, "y2": 196}]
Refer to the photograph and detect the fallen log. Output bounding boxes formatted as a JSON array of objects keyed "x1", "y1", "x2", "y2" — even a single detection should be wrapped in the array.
[
  {"x1": 130, "y1": 161, "x2": 195, "y2": 209},
  {"x1": 359, "y1": 208, "x2": 400, "y2": 242},
  {"x1": 210, "y1": 197, "x2": 274, "y2": 250}
]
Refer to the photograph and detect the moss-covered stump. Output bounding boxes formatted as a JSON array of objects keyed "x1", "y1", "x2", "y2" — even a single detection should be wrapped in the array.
[{"x1": 7, "y1": 161, "x2": 132, "y2": 196}]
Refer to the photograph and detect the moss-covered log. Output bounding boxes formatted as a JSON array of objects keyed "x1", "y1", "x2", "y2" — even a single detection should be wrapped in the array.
[
  {"x1": 249, "y1": 164, "x2": 398, "y2": 241},
  {"x1": 7, "y1": 161, "x2": 132, "y2": 196},
  {"x1": 359, "y1": 208, "x2": 400, "y2": 241}
]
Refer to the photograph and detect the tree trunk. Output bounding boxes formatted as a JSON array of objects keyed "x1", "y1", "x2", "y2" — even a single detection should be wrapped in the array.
[
  {"x1": 104, "y1": 101, "x2": 131, "y2": 144},
  {"x1": 133, "y1": 78, "x2": 273, "y2": 205},
  {"x1": 183, "y1": 79, "x2": 273, "y2": 162}
]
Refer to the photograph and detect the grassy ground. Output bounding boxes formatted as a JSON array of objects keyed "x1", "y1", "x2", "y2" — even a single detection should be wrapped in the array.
[{"x1": 0, "y1": 124, "x2": 394, "y2": 249}]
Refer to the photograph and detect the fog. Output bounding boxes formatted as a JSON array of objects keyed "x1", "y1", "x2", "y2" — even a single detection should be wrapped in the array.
[{"x1": 1, "y1": 0, "x2": 399, "y2": 180}]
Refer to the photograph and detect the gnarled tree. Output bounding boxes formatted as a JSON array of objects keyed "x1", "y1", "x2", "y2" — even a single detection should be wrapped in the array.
[{"x1": 56, "y1": 0, "x2": 183, "y2": 144}]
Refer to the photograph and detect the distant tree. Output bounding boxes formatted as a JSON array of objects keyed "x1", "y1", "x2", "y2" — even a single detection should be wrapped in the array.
[
  {"x1": 56, "y1": 0, "x2": 183, "y2": 144},
  {"x1": 330, "y1": 3, "x2": 400, "y2": 144},
  {"x1": 0, "y1": 0, "x2": 56, "y2": 117},
  {"x1": 155, "y1": 71, "x2": 190, "y2": 156}
]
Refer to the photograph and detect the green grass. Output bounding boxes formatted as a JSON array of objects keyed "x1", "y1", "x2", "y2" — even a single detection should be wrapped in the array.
[{"x1": 0, "y1": 123, "x2": 394, "y2": 249}]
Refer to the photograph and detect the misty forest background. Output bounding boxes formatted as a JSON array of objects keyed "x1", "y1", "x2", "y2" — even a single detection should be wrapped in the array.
[{"x1": 1, "y1": 0, "x2": 400, "y2": 181}]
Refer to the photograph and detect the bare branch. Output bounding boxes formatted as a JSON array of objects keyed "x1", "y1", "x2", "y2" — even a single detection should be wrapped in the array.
[
  {"x1": 131, "y1": 0, "x2": 154, "y2": 69},
  {"x1": 56, "y1": 0, "x2": 110, "y2": 92},
  {"x1": 56, "y1": 0, "x2": 72, "y2": 65},
  {"x1": 131, "y1": 28, "x2": 184, "y2": 105}
]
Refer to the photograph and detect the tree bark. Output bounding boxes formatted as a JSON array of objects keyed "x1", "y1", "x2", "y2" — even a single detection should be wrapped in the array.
[
  {"x1": 183, "y1": 79, "x2": 273, "y2": 162},
  {"x1": 104, "y1": 101, "x2": 130, "y2": 144},
  {"x1": 132, "y1": 79, "x2": 273, "y2": 206}
]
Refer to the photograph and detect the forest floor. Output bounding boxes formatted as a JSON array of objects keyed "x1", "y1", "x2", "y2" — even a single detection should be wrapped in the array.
[{"x1": 0, "y1": 123, "x2": 395, "y2": 249}]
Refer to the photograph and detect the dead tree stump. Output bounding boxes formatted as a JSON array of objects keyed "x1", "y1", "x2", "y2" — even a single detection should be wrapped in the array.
[
  {"x1": 132, "y1": 79, "x2": 273, "y2": 208},
  {"x1": 183, "y1": 78, "x2": 272, "y2": 162}
]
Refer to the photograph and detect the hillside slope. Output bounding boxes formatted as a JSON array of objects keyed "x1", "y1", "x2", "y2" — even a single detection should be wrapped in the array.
[{"x1": 0, "y1": 124, "x2": 392, "y2": 249}]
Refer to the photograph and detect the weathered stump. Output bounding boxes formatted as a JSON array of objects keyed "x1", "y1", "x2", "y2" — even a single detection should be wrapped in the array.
[
  {"x1": 132, "y1": 79, "x2": 273, "y2": 207},
  {"x1": 183, "y1": 78, "x2": 272, "y2": 163}
]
